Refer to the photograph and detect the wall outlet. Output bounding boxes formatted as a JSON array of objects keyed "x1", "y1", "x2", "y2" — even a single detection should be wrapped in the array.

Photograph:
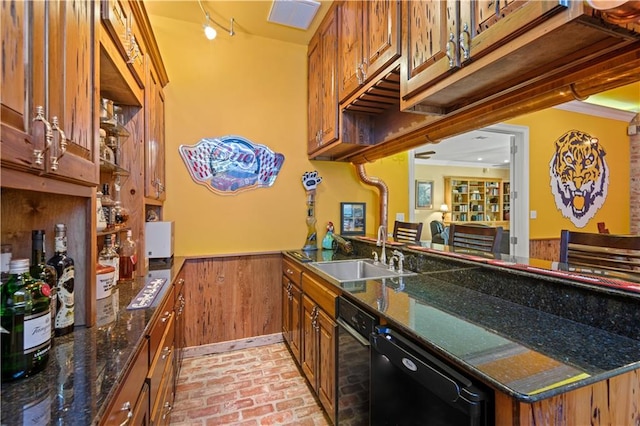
[
  {"x1": 530, "y1": 210, "x2": 537, "y2": 219},
  {"x1": 396, "y1": 213, "x2": 405, "y2": 221}
]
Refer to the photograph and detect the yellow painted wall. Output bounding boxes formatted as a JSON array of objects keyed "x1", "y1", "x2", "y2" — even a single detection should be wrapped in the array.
[
  {"x1": 150, "y1": 15, "x2": 630, "y2": 254},
  {"x1": 507, "y1": 108, "x2": 630, "y2": 239},
  {"x1": 150, "y1": 16, "x2": 407, "y2": 255}
]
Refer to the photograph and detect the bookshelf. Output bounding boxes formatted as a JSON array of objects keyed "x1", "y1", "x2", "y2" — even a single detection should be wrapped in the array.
[
  {"x1": 502, "y1": 181, "x2": 511, "y2": 221},
  {"x1": 444, "y1": 177, "x2": 504, "y2": 224}
]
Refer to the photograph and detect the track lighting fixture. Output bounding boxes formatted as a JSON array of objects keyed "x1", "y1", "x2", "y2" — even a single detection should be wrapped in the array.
[{"x1": 198, "y1": 0, "x2": 235, "y2": 40}]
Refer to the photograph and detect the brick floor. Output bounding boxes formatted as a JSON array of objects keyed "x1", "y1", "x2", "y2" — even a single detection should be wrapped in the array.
[{"x1": 170, "y1": 343, "x2": 330, "y2": 425}]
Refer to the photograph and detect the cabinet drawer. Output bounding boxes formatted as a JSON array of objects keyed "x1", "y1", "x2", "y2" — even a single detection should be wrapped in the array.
[
  {"x1": 148, "y1": 314, "x2": 175, "y2": 407},
  {"x1": 302, "y1": 272, "x2": 339, "y2": 318},
  {"x1": 151, "y1": 352, "x2": 176, "y2": 425},
  {"x1": 100, "y1": 340, "x2": 149, "y2": 425},
  {"x1": 149, "y1": 286, "x2": 174, "y2": 362},
  {"x1": 283, "y1": 258, "x2": 303, "y2": 286}
]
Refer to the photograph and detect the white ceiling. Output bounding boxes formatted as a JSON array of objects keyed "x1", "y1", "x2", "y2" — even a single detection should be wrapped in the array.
[{"x1": 414, "y1": 101, "x2": 637, "y2": 168}]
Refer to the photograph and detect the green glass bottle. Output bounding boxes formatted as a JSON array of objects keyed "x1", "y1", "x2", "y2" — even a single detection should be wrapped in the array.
[
  {"x1": 30, "y1": 230, "x2": 58, "y2": 342},
  {"x1": 1, "y1": 258, "x2": 52, "y2": 382},
  {"x1": 47, "y1": 224, "x2": 75, "y2": 336}
]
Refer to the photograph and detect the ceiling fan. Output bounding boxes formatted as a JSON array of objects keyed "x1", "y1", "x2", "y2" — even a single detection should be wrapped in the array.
[{"x1": 414, "y1": 150, "x2": 436, "y2": 160}]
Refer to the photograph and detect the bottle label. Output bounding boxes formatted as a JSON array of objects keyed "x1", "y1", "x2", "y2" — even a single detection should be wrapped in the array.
[
  {"x1": 24, "y1": 310, "x2": 51, "y2": 353},
  {"x1": 54, "y1": 236, "x2": 67, "y2": 253},
  {"x1": 22, "y1": 393, "x2": 52, "y2": 426},
  {"x1": 56, "y1": 267, "x2": 74, "y2": 329}
]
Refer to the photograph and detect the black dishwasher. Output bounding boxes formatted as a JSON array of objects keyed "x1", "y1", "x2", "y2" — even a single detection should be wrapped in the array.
[
  {"x1": 336, "y1": 296, "x2": 379, "y2": 426},
  {"x1": 370, "y1": 326, "x2": 493, "y2": 426}
]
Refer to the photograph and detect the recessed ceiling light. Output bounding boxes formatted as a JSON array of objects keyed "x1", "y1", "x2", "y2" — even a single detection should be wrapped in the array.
[{"x1": 477, "y1": 157, "x2": 483, "y2": 161}]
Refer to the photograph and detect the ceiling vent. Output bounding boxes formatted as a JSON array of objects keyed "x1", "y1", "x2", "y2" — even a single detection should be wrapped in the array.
[{"x1": 268, "y1": 0, "x2": 321, "y2": 30}]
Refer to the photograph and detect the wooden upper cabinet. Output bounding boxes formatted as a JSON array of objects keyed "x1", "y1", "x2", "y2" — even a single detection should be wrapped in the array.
[
  {"x1": 338, "y1": 1, "x2": 363, "y2": 102},
  {"x1": 400, "y1": 0, "x2": 640, "y2": 115},
  {"x1": 307, "y1": 7, "x2": 338, "y2": 155},
  {"x1": 101, "y1": 0, "x2": 145, "y2": 89},
  {"x1": 145, "y1": 64, "x2": 166, "y2": 201},
  {"x1": 1, "y1": 0, "x2": 46, "y2": 173},
  {"x1": 1, "y1": 0, "x2": 97, "y2": 185},
  {"x1": 339, "y1": 0, "x2": 400, "y2": 103},
  {"x1": 46, "y1": 0, "x2": 98, "y2": 185}
]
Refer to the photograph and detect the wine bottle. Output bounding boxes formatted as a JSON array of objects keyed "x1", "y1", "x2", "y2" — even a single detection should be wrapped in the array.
[
  {"x1": 119, "y1": 230, "x2": 137, "y2": 281},
  {"x1": 1, "y1": 258, "x2": 52, "y2": 382},
  {"x1": 47, "y1": 224, "x2": 75, "y2": 336},
  {"x1": 30, "y1": 230, "x2": 58, "y2": 342}
]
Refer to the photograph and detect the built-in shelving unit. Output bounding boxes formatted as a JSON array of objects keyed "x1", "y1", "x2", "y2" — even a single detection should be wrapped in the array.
[{"x1": 444, "y1": 177, "x2": 504, "y2": 224}]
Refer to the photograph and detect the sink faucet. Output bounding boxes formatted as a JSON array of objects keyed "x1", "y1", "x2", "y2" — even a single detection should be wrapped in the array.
[
  {"x1": 390, "y1": 250, "x2": 404, "y2": 272},
  {"x1": 376, "y1": 225, "x2": 387, "y2": 265}
]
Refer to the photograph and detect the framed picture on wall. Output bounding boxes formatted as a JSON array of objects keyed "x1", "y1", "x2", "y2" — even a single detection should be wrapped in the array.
[
  {"x1": 340, "y1": 202, "x2": 366, "y2": 235},
  {"x1": 415, "y1": 180, "x2": 434, "y2": 209}
]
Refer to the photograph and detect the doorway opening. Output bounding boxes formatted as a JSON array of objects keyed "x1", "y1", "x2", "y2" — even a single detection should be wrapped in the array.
[{"x1": 409, "y1": 123, "x2": 529, "y2": 258}]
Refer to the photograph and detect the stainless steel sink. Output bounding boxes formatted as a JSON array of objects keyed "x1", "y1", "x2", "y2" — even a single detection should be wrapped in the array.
[{"x1": 307, "y1": 259, "x2": 416, "y2": 283}]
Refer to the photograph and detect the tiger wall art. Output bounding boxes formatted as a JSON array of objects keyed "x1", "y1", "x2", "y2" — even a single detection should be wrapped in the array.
[{"x1": 549, "y1": 130, "x2": 609, "y2": 228}]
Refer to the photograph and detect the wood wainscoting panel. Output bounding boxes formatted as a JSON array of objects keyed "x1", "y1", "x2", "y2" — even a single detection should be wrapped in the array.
[
  {"x1": 529, "y1": 238, "x2": 560, "y2": 262},
  {"x1": 182, "y1": 254, "x2": 283, "y2": 347},
  {"x1": 494, "y1": 368, "x2": 640, "y2": 425}
]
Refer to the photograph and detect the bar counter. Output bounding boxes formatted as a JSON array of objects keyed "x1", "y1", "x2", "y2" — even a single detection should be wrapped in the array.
[{"x1": 0, "y1": 258, "x2": 185, "y2": 425}]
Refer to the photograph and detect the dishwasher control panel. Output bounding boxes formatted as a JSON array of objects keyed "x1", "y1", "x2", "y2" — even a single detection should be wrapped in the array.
[{"x1": 337, "y1": 296, "x2": 378, "y2": 339}]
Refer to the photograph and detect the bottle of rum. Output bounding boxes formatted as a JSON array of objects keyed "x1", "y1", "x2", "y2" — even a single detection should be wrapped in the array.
[
  {"x1": 119, "y1": 230, "x2": 137, "y2": 282},
  {"x1": 30, "y1": 230, "x2": 58, "y2": 342},
  {"x1": 99, "y1": 234, "x2": 120, "y2": 283},
  {"x1": 1, "y1": 258, "x2": 51, "y2": 382},
  {"x1": 47, "y1": 224, "x2": 75, "y2": 336}
]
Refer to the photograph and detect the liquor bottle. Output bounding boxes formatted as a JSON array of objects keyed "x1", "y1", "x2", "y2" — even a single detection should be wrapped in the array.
[
  {"x1": 1, "y1": 258, "x2": 51, "y2": 382},
  {"x1": 30, "y1": 230, "x2": 58, "y2": 342},
  {"x1": 113, "y1": 182, "x2": 129, "y2": 227},
  {"x1": 119, "y1": 230, "x2": 137, "y2": 281},
  {"x1": 99, "y1": 234, "x2": 120, "y2": 283},
  {"x1": 47, "y1": 224, "x2": 75, "y2": 336}
]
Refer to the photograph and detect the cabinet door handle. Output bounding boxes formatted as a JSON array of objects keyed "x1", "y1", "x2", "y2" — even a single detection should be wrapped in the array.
[
  {"x1": 161, "y1": 311, "x2": 173, "y2": 323},
  {"x1": 459, "y1": 23, "x2": 470, "y2": 60},
  {"x1": 118, "y1": 401, "x2": 132, "y2": 426},
  {"x1": 446, "y1": 32, "x2": 457, "y2": 68},
  {"x1": 162, "y1": 402, "x2": 173, "y2": 419},
  {"x1": 32, "y1": 106, "x2": 53, "y2": 166},
  {"x1": 50, "y1": 116, "x2": 67, "y2": 171},
  {"x1": 178, "y1": 278, "x2": 185, "y2": 285},
  {"x1": 161, "y1": 346, "x2": 172, "y2": 359}
]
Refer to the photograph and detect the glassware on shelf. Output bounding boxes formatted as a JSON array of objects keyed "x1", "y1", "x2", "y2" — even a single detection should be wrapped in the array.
[{"x1": 99, "y1": 129, "x2": 115, "y2": 164}]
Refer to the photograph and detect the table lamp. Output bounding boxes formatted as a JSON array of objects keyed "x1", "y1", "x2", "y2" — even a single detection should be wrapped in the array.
[{"x1": 439, "y1": 204, "x2": 449, "y2": 221}]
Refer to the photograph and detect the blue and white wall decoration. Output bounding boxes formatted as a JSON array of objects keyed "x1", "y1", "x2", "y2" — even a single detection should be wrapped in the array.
[
  {"x1": 179, "y1": 135, "x2": 285, "y2": 195},
  {"x1": 549, "y1": 129, "x2": 609, "y2": 228}
]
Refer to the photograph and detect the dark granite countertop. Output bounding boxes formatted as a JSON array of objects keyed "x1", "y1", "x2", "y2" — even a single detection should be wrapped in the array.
[
  {"x1": 0, "y1": 257, "x2": 185, "y2": 425},
  {"x1": 284, "y1": 239, "x2": 640, "y2": 403}
]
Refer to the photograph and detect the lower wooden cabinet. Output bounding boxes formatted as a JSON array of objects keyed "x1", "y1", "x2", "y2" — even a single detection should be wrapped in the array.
[
  {"x1": 100, "y1": 340, "x2": 149, "y2": 425},
  {"x1": 148, "y1": 286, "x2": 175, "y2": 423},
  {"x1": 99, "y1": 266, "x2": 185, "y2": 425},
  {"x1": 282, "y1": 275, "x2": 303, "y2": 364},
  {"x1": 299, "y1": 272, "x2": 339, "y2": 425}
]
